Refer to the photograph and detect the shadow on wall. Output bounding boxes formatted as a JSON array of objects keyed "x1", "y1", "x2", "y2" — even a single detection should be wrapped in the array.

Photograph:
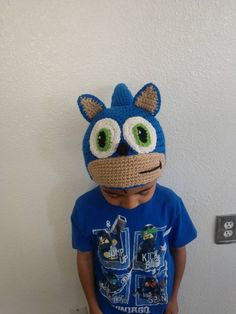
[{"x1": 37, "y1": 95, "x2": 94, "y2": 306}]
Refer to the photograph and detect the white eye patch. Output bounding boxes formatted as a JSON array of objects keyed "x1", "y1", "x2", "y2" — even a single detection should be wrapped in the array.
[
  {"x1": 89, "y1": 118, "x2": 121, "y2": 158},
  {"x1": 123, "y1": 117, "x2": 157, "y2": 153}
]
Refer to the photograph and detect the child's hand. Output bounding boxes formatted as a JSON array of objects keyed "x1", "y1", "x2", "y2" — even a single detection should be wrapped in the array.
[{"x1": 164, "y1": 298, "x2": 179, "y2": 314}]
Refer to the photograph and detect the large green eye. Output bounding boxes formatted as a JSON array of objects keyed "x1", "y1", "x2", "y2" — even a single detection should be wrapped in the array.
[
  {"x1": 132, "y1": 123, "x2": 151, "y2": 147},
  {"x1": 96, "y1": 128, "x2": 112, "y2": 151},
  {"x1": 90, "y1": 118, "x2": 121, "y2": 158},
  {"x1": 123, "y1": 117, "x2": 157, "y2": 153}
]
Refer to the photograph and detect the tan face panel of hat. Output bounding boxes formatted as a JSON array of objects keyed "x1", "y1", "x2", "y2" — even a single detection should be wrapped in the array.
[{"x1": 88, "y1": 152, "x2": 165, "y2": 188}]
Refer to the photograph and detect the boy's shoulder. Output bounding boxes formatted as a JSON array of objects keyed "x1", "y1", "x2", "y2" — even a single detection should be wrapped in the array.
[
  {"x1": 74, "y1": 185, "x2": 100, "y2": 207},
  {"x1": 72, "y1": 186, "x2": 101, "y2": 220},
  {"x1": 156, "y1": 183, "x2": 182, "y2": 204},
  {"x1": 155, "y1": 184, "x2": 189, "y2": 218}
]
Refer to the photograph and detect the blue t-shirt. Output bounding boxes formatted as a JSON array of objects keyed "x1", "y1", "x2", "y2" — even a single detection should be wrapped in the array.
[{"x1": 71, "y1": 184, "x2": 197, "y2": 314}]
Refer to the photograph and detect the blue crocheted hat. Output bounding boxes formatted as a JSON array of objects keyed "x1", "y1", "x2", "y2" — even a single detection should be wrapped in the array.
[{"x1": 77, "y1": 83, "x2": 165, "y2": 188}]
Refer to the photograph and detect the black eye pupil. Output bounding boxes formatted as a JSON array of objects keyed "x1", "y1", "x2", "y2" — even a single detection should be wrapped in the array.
[
  {"x1": 137, "y1": 126, "x2": 147, "y2": 143},
  {"x1": 98, "y1": 131, "x2": 106, "y2": 147}
]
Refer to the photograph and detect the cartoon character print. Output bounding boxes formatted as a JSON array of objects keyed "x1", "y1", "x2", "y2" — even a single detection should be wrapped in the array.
[
  {"x1": 97, "y1": 230, "x2": 119, "y2": 261},
  {"x1": 133, "y1": 225, "x2": 170, "y2": 306},
  {"x1": 134, "y1": 224, "x2": 167, "y2": 271},
  {"x1": 137, "y1": 224, "x2": 159, "y2": 262},
  {"x1": 93, "y1": 215, "x2": 130, "y2": 270},
  {"x1": 135, "y1": 265, "x2": 168, "y2": 306},
  {"x1": 93, "y1": 215, "x2": 131, "y2": 304},
  {"x1": 99, "y1": 268, "x2": 132, "y2": 304},
  {"x1": 93, "y1": 219, "x2": 171, "y2": 306}
]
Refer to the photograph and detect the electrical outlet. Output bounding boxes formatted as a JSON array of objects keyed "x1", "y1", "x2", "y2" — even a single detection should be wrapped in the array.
[
  {"x1": 215, "y1": 214, "x2": 236, "y2": 244},
  {"x1": 69, "y1": 306, "x2": 87, "y2": 314}
]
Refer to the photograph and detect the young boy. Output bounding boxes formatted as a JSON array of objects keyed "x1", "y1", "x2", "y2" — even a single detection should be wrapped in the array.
[{"x1": 71, "y1": 83, "x2": 197, "y2": 314}]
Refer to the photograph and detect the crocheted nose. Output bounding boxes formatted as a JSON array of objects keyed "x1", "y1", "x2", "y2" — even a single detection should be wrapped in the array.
[{"x1": 116, "y1": 143, "x2": 129, "y2": 156}]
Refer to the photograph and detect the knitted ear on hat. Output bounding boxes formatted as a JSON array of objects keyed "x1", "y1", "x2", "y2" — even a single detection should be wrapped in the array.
[
  {"x1": 77, "y1": 94, "x2": 106, "y2": 122},
  {"x1": 133, "y1": 83, "x2": 161, "y2": 116}
]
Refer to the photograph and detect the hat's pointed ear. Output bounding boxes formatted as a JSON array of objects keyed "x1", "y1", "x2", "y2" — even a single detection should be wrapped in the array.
[
  {"x1": 133, "y1": 83, "x2": 161, "y2": 116},
  {"x1": 77, "y1": 94, "x2": 106, "y2": 122}
]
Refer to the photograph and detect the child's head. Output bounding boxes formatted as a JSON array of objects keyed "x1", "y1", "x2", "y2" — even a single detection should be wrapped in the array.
[
  {"x1": 100, "y1": 179, "x2": 157, "y2": 209},
  {"x1": 77, "y1": 83, "x2": 165, "y2": 193}
]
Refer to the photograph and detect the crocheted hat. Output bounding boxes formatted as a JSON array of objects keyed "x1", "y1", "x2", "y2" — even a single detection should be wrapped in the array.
[{"x1": 77, "y1": 83, "x2": 165, "y2": 189}]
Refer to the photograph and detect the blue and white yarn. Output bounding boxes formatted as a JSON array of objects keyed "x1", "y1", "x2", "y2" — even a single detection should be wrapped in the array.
[{"x1": 77, "y1": 83, "x2": 166, "y2": 188}]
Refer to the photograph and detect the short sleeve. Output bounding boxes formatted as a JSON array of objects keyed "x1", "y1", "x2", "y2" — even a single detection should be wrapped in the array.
[
  {"x1": 71, "y1": 200, "x2": 93, "y2": 252},
  {"x1": 169, "y1": 198, "x2": 197, "y2": 248}
]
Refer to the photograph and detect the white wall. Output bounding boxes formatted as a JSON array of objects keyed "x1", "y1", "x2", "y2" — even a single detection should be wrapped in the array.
[{"x1": 1, "y1": 1, "x2": 236, "y2": 313}]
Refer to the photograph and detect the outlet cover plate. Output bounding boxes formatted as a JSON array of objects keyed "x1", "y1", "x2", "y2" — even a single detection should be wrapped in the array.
[{"x1": 215, "y1": 214, "x2": 236, "y2": 244}]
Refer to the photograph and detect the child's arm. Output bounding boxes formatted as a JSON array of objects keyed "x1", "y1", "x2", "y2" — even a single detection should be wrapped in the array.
[
  {"x1": 77, "y1": 251, "x2": 103, "y2": 314},
  {"x1": 164, "y1": 246, "x2": 186, "y2": 314}
]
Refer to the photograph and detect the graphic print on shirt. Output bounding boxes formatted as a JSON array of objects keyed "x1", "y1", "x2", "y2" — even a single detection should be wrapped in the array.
[
  {"x1": 135, "y1": 261, "x2": 168, "y2": 306},
  {"x1": 133, "y1": 225, "x2": 171, "y2": 306},
  {"x1": 133, "y1": 225, "x2": 168, "y2": 271},
  {"x1": 93, "y1": 218, "x2": 171, "y2": 307},
  {"x1": 93, "y1": 215, "x2": 131, "y2": 304},
  {"x1": 93, "y1": 215, "x2": 130, "y2": 270},
  {"x1": 99, "y1": 267, "x2": 132, "y2": 305}
]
